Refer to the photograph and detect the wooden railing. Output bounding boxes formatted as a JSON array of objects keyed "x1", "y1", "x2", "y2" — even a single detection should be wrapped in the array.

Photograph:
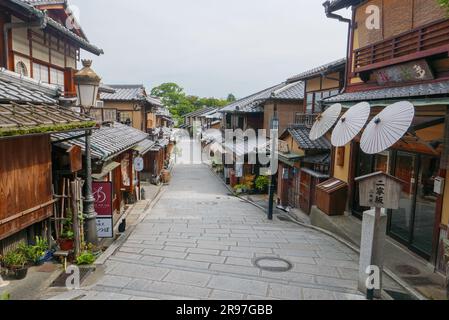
[
  {"x1": 293, "y1": 113, "x2": 317, "y2": 128},
  {"x1": 354, "y1": 19, "x2": 449, "y2": 73}
]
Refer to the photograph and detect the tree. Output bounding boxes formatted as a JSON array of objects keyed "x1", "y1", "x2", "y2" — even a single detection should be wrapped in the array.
[
  {"x1": 150, "y1": 82, "x2": 232, "y2": 126},
  {"x1": 227, "y1": 94, "x2": 237, "y2": 103}
]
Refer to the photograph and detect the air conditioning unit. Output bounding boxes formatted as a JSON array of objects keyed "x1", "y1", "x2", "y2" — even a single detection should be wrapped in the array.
[{"x1": 96, "y1": 100, "x2": 104, "y2": 109}]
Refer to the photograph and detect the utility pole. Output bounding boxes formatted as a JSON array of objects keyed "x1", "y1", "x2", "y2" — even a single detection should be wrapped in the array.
[{"x1": 268, "y1": 114, "x2": 279, "y2": 221}]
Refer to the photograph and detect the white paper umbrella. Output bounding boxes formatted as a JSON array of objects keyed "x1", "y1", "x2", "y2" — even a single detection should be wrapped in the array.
[
  {"x1": 361, "y1": 101, "x2": 415, "y2": 154},
  {"x1": 331, "y1": 102, "x2": 371, "y2": 147},
  {"x1": 309, "y1": 103, "x2": 342, "y2": 141}
]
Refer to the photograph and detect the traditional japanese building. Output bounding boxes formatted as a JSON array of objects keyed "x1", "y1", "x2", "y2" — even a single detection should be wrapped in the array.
[
  {"x1": 52, "y1": 122, "x2": 152, "y2": 224},
  {"x1": 317, "y1": 0, "x2": 449, "y2": 284},
  {"x1": 99, "y1": 84, "x2": 163, "y2": 133},
  {"x1": 0, "y1": 0, "x2": 103, "y2": 97},
  {"x1": 0, "y1": 69, "x2": 95, "y2": 253}
]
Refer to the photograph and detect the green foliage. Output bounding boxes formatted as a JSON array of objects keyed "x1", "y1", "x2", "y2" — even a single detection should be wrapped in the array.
[
  {"x1": 1, "y1": 251, "x2": 27, "y2": 269},
  {"x1": 438, "y1": 0, "x2": 449, "y2": 11},
  {"x1": 61, "y1": 230, "x2": 74, "y2": 240},
  {"x1": 0, "y1": 121, "x2": 96, "y2": 138},
  {"x1": 76, "y1": 251, "x2": 96, "y2": 266},
  {"x1": 150, "y1": 82, "x2": 235, "y2": 125},
  {"x1": 233, "y1": 184, "x2": 248, "y2": 194},
  {"x1": 255, "y1": 176, "x2": 270, "y2": 191},
  {"x1": 16, "y1": 237, "x2": 48, "y2": 264},
  {"x1": 0, "y1": 292, "x2": 10, "y2": 300}
]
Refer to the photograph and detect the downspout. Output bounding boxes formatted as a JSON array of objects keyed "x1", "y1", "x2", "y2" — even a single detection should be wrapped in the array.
[
  {"x1": 3, "y1": 13, "x2": 48, "y2": 69},
  {"x1": 323, "y1": 1, "x2": 352, "y2": 94}
]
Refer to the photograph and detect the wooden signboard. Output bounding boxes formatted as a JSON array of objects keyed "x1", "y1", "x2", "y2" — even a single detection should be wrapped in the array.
[
  {"x1": 67, "y1": 145, "x2": 82, "y2": 173},
  {"x1": 355, "y1": 172, "x2": 403, "y2": 210},
  {"x1": 374, "y1": 59, "x2": 434, "y2": 85}
]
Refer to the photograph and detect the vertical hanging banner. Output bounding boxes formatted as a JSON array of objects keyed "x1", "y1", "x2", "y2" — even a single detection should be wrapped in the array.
[{"x1": 93, "y1": 181, "x2": 114, "y2": 238}]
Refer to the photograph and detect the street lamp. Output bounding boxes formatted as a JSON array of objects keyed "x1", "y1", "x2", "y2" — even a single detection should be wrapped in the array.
[
  {"x1": 74, "y1": 59, "x2": 101, "y2": 245},
  {"x1": 268, "y1": 115, "x2": 279, "y2": 220}
]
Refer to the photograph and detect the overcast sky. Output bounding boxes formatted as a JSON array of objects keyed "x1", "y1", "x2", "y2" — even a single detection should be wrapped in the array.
[{"x1": 70, "y1": 0, "x2": 349, "y2": 99}]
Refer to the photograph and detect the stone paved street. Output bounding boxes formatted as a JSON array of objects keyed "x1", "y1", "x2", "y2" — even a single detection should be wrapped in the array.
[{"x1": 51, "y1": 163, "x2": 366, "y2": 300}]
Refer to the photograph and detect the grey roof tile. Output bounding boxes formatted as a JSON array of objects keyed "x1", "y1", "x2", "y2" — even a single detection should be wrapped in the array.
[
  {"x1": 287, "y1": 126, "x2": 331, "y2": 150},
  {"x1": 100, "y1": 85, "x2": 146, "y2": 101},
  {"x1": 0, "y1": 69, "x2": 58, "y2": 103},
  {"x1": 220, "y1": 81, "x2": 304, "y2": 113},
  {"x1": 287, "y1": 58, "x2": 346, "y2": 82},
  {"x1": 323, "y1": 81, "x2": 449, "y2": 103},
  {"x1": 52, "y1": 122, "x2": 148, "y2": 161},
  {"x1": 9, "y1": 0, "x2": 103, "y2": 55}
]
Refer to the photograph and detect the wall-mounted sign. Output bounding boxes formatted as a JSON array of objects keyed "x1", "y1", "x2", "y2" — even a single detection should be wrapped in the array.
[
  {"x1": 96, "y1": 217, "x2": 113, "y2": 238},
  {"x1": 374, "y1": 59, "x2": 434, "y2": 85},
  {"x1": 93, "y1": 181, "x2": 113, "y2": 216},
  {"x1": 278, "y1": 140, "x2": 289, "y2": 153},
  {"x1": 134, "y1": 156, "x2": 144, "y2": 172},
  {"x1": 67, "y1": 145, "x2": 82, "y2": 173},
  {"x1": 235, "y1": 164, "x2": 243, "y2": 178}
]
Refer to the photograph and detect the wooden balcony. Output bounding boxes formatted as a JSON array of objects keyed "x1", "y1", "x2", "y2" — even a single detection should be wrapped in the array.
[
  {"x1": 294, "y1": 113, "x2": 317, "y2": 128},
  {"x1": 354, "y1": 19, "x2": 449, "y2": 73}
]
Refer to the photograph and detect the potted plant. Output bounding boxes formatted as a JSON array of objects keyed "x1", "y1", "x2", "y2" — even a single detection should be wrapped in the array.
[
  {"x1": 58, "y1": 230, "x2": 75, "y2": 251},
  {"x1": 1, "y1": 251, "x2": 28, "y2": 280},
  {"x1": 234, "y1": 184, "x2": 248, "y2": 195},
  {"x1": 76, "y1": 251, "x2": 96, "y2": 266},
  {"x1": 255, "y1": 175, "x2": 270, "y2": 194}
]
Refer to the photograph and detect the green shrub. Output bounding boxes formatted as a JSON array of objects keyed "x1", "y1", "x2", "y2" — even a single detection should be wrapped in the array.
[
  {"x1": 76, "y1": 251, "x2": 96, "y2": 266},
  {"x1": 1, "y1": 251, "x2": 27, "y2": 269},
  {"x1": 233, "y1": 184, "x2": 248, "y2": 194},
  {"x1": 0, "y1": 292, "x2": 10, "y2": 300},
  {"x1": 255, "y1": 176, "x2": 270, "y2": 191}
]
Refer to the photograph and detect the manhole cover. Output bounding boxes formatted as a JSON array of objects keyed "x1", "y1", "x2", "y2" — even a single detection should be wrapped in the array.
[
  {"x1": 395, "y1": 265, "x2": 421, "y2": 276},
  {"x1": 253, "y1": 257, "x2": 293, "y2": 272},
  {"x1": 50, "y1": 267, "x2": 94, "y2": 287}
]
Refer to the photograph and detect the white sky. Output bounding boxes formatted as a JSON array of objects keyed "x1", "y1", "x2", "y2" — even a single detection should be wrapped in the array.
[{"x1": 71, "y1": 0, "x2": 350, "y2": 98}]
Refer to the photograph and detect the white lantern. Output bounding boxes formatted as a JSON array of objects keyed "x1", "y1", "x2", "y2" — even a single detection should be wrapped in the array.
[{"x1": 74, "y1": 60, "x2": 101, "y2": 112}]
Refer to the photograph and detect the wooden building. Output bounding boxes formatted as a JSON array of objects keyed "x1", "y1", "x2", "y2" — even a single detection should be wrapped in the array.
[
  {"x1": 0, "y1": 0, "x2": 103, "y2": 97},
  {"x1": 277, "y1": 126, "x2": 331, "y2": 214},
  {"x1": 321, "y1": 0, "x2": 449, "y2": 273},
  {"x1": 52, "y1": 122, "x2": 151, "y2": 225},
  {"x1": 0, "y1": 70, "x2": 95, "y2": 253},
  {"x1": 100, "y1": 85, "x2": 162, "y2": 133},
  {"x1": 216, "y1": 80, "x2": 305, "y2": 183}
]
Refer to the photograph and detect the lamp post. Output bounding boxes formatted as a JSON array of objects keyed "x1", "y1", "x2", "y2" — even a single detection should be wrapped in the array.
[
  {"x1": 74, "y1": 59, "x2": 101, "y2": 245},
  {"x1": 268, "y1": 115, "x2": 279, "y2": 221}
]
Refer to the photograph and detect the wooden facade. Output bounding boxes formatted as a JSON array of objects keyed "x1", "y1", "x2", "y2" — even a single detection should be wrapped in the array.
[
  {"x1": 324, "y1": 0, "x2": 449, "y2": 269},
  {"x1": 0, "y1": 135, "x2": 54, "y2": 244}
]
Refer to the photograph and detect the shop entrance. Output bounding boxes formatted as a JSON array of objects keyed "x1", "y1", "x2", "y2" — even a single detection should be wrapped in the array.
[{"x1": 389, "y1": 151, "x2": 439, "y2": 260}]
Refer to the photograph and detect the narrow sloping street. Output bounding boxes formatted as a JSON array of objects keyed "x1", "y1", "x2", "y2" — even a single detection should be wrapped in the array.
[{"x1": 51, "y1": 162, "x2": 366, "y2": 300}]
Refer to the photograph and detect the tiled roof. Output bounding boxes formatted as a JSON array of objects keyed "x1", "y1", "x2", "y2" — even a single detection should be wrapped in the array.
[
  {"x1": 0, "y1": 101, "x2": 94, "y2": 137},
  {"x1": 52, "y1": 122, "x2": 148, "y2": 161},
  {"x1": 133, "y1": 139, "x2": 156, "y2": 155},
  {"x1": 303, "y1": 153, "x2": 331, "y2": 165},
  {"x1": 324, "y1": 0, "x2": 364, "y2": 12},
  {"x1": 220, "y1": 81, "x2": 304, "y2": 113},
  {"x1": 287, "y1": 126, "x2": 331, "y2": 150},
  {"x1": 21, "y1": 0, "x2": 66, "y2": 5},
  {"x1": 147, "y1": 96, "x2": 163, "y2": 107},
  {"x1": 0, "y1": 69, "x2": 59, "y2": 104},
  {"x1": 184, "y1": 107, "x2": 217, "y2": 118},
  {"x1": 287, "y1": 58, "x2": 346, "y2": 82},
  {"x1": 323, "y1": 81, "x2": 449, "y2": 103},
  {"x1": 100, "y1": 85, "x2": 146, "y2": 101},
  {"x1": 7, "y1": 0, "x2": 103, "y2": 55}
]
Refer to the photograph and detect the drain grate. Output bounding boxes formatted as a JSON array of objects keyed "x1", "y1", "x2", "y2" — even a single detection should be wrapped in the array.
[
  {"x1": 253, "y1": 257, "x2": 293, "y2": 273},
  {"x1": 384, "y1": 290, "x2": 416, "y2": 300},
  {"x1": 50, "y1": 267, "x2": 94, "y2": 287}
]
